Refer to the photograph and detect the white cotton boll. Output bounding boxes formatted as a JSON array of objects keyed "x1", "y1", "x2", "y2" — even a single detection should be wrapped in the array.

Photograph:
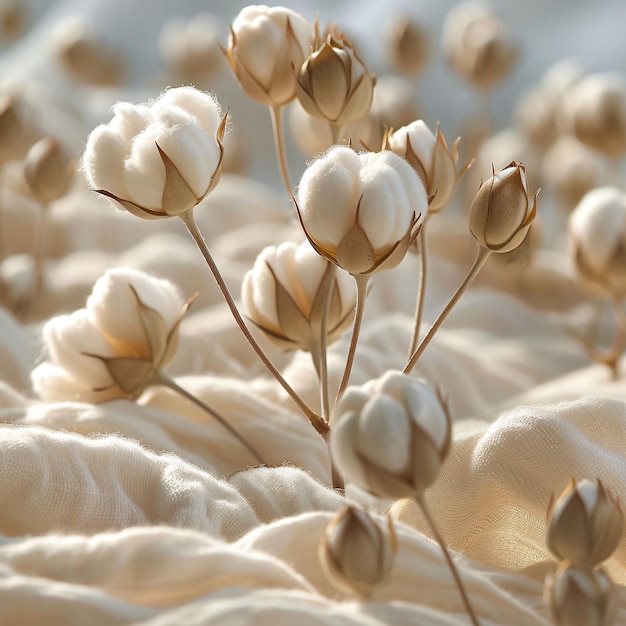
[
  {"x1": 82, "y1": 126, "x2": 130, "y2": 198},
  {"x1": 43, "y1": 309, "x2": 116, "y2": 390},
  {"x1": 156, "y1": 88, "x2": 222, "y2": 136},
  {"x1": 87, "y1": 268, "x2": 184, "y2": 359},
  {"x1": 109, "y1": 102, "x2": 150, "y2": 142}
]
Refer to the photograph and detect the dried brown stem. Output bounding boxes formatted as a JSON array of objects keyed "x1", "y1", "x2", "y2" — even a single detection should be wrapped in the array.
[
  {"x1": 269, "y1": 105, "x2": 292, "y2": 196},
  {"x1": 408, "y1": 222, "x2": 428, "y2": 358}
]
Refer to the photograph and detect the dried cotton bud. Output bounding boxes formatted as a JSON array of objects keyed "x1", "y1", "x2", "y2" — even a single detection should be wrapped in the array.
[
  {"x1": 561, "y1": 73, "x2": 626, "y2": 159},
  {"x1": 241, "y1": 241, "x2": 355, "y2": 351},
  {"x1": 319, "y1": 506, "x2": 397, "y2": 597},
  {"x1": 384, "y1": 15, "x2": 429, "y2": 78},
  {"x1": 223, "y1": 5, "x2": 314, "y2": 107},
  {"x1": 296, "y1": 145, "x2": 427, "y2": 276},
  {"x1": 442, "y1": 1, "x2": 517, "y2": 92},
  {"x1": 387, "y1": 120, "x2": 466, "y2": 214},
  {"x1": 23, "y1": 138, "x2": 74, "y2": 204},
  {"x1": 159, "y1": 13, "x2": 223, "y2": 81},
  {"x1": 0, "y1": 0, "x2": 27, "y2": 39},
  {"x1": 330, "y1": 371, "x2": 451, "y2": 499},
  {"x1": 32, "y1": 268, "x2": 191, "y2": 399},
  {"x1": 468, "y1": 161, "x2": 538, "y2": 253},
  {"x1": 569, "y1": 187, "x2": 626, "y2": 297},
  {"x1": 82, "y1": 87, "x2": 226, "y2": 219},
  {"x1": 547, "y1": 478, "x2": 623, "y2": 567},
  {"x1": 296, "y1": 27, "x2": 376, "y2": 127},
  {"x1": 544, "y1": 561, "x2": 617, "y2": 626}
]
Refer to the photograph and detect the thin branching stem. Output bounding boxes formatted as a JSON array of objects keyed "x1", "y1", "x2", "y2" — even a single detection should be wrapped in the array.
[
  {"x1": 269, "y1": 105, "x2": 292, "y2": 196},
  {"x1": 408, "y1": 222, "x2": 428, "y2": 358},
  {"x1": 179, "y1": 210, "x2": 327, "y2": 436},
  {"x1": 153, "y1": 370, "x2": 266, "y2": 466},
  {"x1": 404, "y1": 247, "x2": 491, "y2": 374},
  {"x1": 416, "y1": 495, "x2": 481, "y2": 626},
  {"x1": 334, "y1": 274, "x2": 369, "y2": 407}
]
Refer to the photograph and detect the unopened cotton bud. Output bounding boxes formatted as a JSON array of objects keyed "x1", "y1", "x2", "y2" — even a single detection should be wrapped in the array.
[
  {"x1": 544, "y1": 561, "x2": 617, "y2": 626},
  {"x1": 319, "y1": 506, "x2": 397, "y2": 596},
  {"x1": 0, "y1": 0, "x2": 27, "y2": 39},
  {"x1": 561, "y1": 72, "x2": 626, "y2": 158},
  {"x1": 442, "y1": 1, "x2": 517, "y2": 92},
  {"x1": 0, "y1": 94, "x2": 25, "y2": 161},
  {"x1": 547, "y1": 478, "x2": 623, "y2": 567},
  {"x1": 330, "y1": 371, "x2": 451, "y2": 499},
  {"x1": 82, "y1": 86, "x2": 226, "y2": 219},
  {"x1": 296, "y1": 27, "x2": 376, "y2": 127},
  {"x1": 468, "y1": 161, "x2": 538, "y2": 253},
  {"x1": 224, "y1": 5, "x2": 313, "y2": 107},
  {"x1": 159, "y1": 13, "x2": 223, "y2": 81},
  {"x1": 242, "y1": 241, "x2": 355, "y2": 351},
  {"x1": 387, "y1": 120, "x2": 465, "y2": 214},
  {"x1": 23, "y1": 138, "x2": 74, "y2": 204},
  {"x1": 296, "y1": 145, "x2": 427, "y2": 276},
  {"x1": 384, "y1": 15, "x2": 429, "y2": 78},
  {"x1": 569, "y1": 187, "x2": 626, "y2": 296}
]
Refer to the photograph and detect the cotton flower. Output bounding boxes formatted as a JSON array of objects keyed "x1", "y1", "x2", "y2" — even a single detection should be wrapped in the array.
[
  {"x1": 544, "y1": 561, "x2": 617, "y2": 626},
  {"x1": 224, "y1": 5, "x2": 314, "y2": 107},
  {"x1": 319, "y1": 506, "x2": 397, "y2": 596},
  {"x1": 386, "y1": 120, "x2": 465, "y2": 214},
  {"x1": 296, "y1": 146, "x2": 427, "y2": 276},
  {"x1": 547, "y1": 478, "x2": 623, "y2": 567},
  {"x1": 569, "y1": 187, "x2": 626, "y2": 296},
  {"x1": 82, "y1": 86, "x2": 226, "y2": 219},
  {"x1": 468, "y1": 161, "x2": 537, "y2": 253},
  {"x1": 31, "y1": 268, "x2": 190, "y2": 401},
  {"x1": 296, "y1": 27, "x2": 375, "y2": 127},
  {"x1": 241, "y1": 241, "x2": 355, "y2": 351},
  {"x1": 330, "y1": 371, "x2": 451, "y2": 499}
]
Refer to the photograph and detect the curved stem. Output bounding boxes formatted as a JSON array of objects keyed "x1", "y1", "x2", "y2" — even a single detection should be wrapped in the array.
[
  {"x1": 404, "y1": 246, "x2": 491, "y2": 374},
  {"x1": 153, "y1": 370, "x2": 267, "y2": 466},
  {"x1": 330, "y1": 123, "x2": 346, "y2": 146},
  {"x1": 408, "y1": 222, "x2": 428, "y2": 358},
  {"x1": 269, "y1": 105, "x2": 292, "y2": 196},
  {"x1": 179, "y1": 210, "x2": 328, "y2": 437},
  {"x1": 322, "y1": 429, "x2": 345, "y2": 492},
  {"x1": 416, "y1": 495, "x2": 480, "y2": 626},
  {"x1": 334, "y1": 274, "x2": 369, "y2": 409}
]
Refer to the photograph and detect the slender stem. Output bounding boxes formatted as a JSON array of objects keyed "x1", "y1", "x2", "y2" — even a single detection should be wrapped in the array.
[
  {"x1": 408, "y1": 222, "x2": 428, "y2": 358},
  {"x1": 153, "y1": 370, "x2": 267, "y2": 466},
  {"x1": 179, "y1": 210, "x2": 328, "y2": 437},
  {"x1": 30, "y1": 202, "x2": 49, "y2": 314},
  {"x1": 322, "y1": 429, "x2": 345, "y2": 492},
  {"x1": 330, "y1": 124, "x2": 345, "y2": 146},
  {"x1": 404, "y1": 247, "x2": 491, "y2": 374},
  {"x1": 269, "y1": 105, "x2": 292, "y2": 196},
  {"x1": 416, "y1": 495, "x2": 480, "y2": 626},
  {"x1": 334, "y1": 274, "x2": 369, "y2": 408}
]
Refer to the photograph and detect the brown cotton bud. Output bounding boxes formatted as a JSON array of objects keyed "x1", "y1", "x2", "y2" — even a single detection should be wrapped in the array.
[
  {"x1": 23, "y1": 138, "x2": 74, "y2": 205},
  {"x1": 319, "y1": 506, "x2": 397, "y2": 597},
  {"x1": 384, "y1": 15, "x2": 429, "y2": 78},
  {"x1": 544, "y1": 561, "x2": 617, "y2": 626},
  {"x1": 0, "y1": 0, "x2": 27, "y2": 39},
  {"x1": 296, "y1": 27, "x2": 376, "y2": 128},
  {"x1": 442, "y1": 1, "x2": 517, "y2": 92},
  {"x1": 547, "y1": 478, "x2": 623, "y2": 567},
  {"x1": 468, "y1": 161, "x2": 538, "y2": 253},
  {"x1": 0, "y1": 94, "x2": 24, "y2": 160}
]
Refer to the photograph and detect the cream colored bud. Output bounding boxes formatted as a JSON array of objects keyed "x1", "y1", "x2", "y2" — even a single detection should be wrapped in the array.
[
  {"x1": 542, "y1": 136, "x2": 603, "y2": 210},
  {"x1": 561, "y1": 73, "x2": 626, "y2": 158},
  {"x1": 32, "y1": 268, "x2": 191, "y2": 400},
  {"x1": 468, "y1": 161, "x2": 538, "y2": 253},
  {"x1": 23, "y1": 138, "x2": 74, "y2": 204},
  {"x1": 569, "y1": 187, "x2": 626, "y2": 297},
  {"x1": 544, "y1": 561, "x2": 617, "y2": 626},
  {"x1": 442, "y1": 1, "x2": 517, "y2": 92},
  {"x1": 296, "y1": 28, "x2": 376, "y2": 127},
  {"x1": 384, "y1": 15, "x2": 429, "y2": 78},
  {"x1": 387, "y1": 120, "x2": 466, "y2": 214},
  {"x1": 224, "y1": 5, "x2": 314, "y2": 107},
  {"x1": 241, "y1": 241, "x2": 355, "y2": 351},
  {"x1": 50, "y1": 16, "x2": 123, "y2": 86},
  {"x1": 82, "y1": 87, "x2": 226, "y2": 219},
  {"x1": 330, "y1": 371, "x2": 451, "y2": 499},
  {"x1": 547, "y1": 479, "x2": 623, "y2": 567},
  {"x1": 296, "y1": 145, "x2": 427, "y2": 276},
  {"x1": 319, "y1": 506, "x2": 397, "y2": 596},
  {"x1": 159, "y1": 13, "x2": 223, "y2": 81}
]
